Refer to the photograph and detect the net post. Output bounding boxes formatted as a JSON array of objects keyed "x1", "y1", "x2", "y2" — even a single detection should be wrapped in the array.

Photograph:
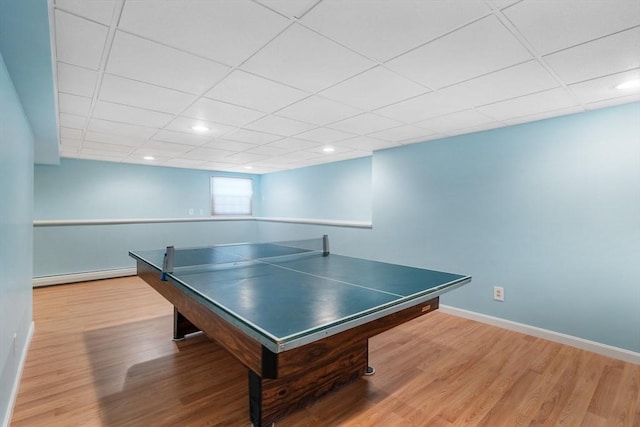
[
  {"x1": 161, "y1": 245, "x2": 175, "y2": 280},
  {"x1": 322, "y1": 235, "x2": 330, "y2": 257}
]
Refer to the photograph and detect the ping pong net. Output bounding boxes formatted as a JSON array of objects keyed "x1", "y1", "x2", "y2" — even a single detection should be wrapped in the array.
[{"x1": 161, "y1": 235, "x2": 330, "y2": 279}]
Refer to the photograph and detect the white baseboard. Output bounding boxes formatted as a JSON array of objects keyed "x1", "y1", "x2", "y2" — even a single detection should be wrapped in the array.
[
  {"x1": 439, "y1": 305, "x2": 640, "y2": 365},
  {"x1": 32, "y1": 268, "x2": 136, "y2": 287},
  {"x1": 2, "y1": 321, "x2": 34, "y2": 427}
]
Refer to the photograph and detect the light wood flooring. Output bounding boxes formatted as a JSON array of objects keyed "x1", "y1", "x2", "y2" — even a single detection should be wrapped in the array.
[{"x1": 11, "y1": 276, "x2": 640, "y2": 426}]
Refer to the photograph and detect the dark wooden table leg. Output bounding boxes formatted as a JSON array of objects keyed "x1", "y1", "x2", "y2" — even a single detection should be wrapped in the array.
[
  {"x1": 248, "y1": 340, "x2": 368, "y2": 426},
  {"x1": 173, "y1": 307, "x2": 200, "y2": 340}
]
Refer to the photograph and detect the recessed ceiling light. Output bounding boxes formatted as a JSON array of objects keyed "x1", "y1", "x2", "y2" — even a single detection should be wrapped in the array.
[
  {"x1": 615, "y1": 79, "x2": 640, "y2": 90},
  {"x1": 244, "y1": 165, "x2": 253, "y2": 170},
  {"x1": 323, "y1": 146, "x2": 335, "y2": 153},
  {"x1": 191, "y1": 124, "x2": 210, "y2": 132},
  {"x1": 143, "y1": 156, "x2": 155, "y2": 160}
]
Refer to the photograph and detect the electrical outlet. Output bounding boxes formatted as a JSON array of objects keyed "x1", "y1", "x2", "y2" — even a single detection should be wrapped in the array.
[
  {"x1": 188, "y1": 208, "x2": 194, "y2": 215},
  {"x1": 493, "y1": 286, "x2": 504, "y2": 302}
]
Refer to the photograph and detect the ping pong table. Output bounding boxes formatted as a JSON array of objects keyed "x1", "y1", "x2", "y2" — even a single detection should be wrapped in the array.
[{"x1": 129, "y1": 235, "x2": 471, "y2": 426}]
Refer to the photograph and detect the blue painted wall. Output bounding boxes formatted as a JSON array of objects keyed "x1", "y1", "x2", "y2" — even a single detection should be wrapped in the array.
[
  {"x1": 0, "y1": 0, "x2": 58, "y2": 164},
  {"x1": 32, "y1": 103, "x2": 640, "y2": 354},
  {"x1": 0, "y1": 52, "x2": 34, "y2": 424},
  {"x1": 371, "y1": 103, "x2": 640, "y2": 352},
  {"x1": 33, "y1": 159, "x2": 260, "y2": 276},
  {"x1": 257, "y1": 156, "x2": 375, "y2": 258},
  {"x1": 34, "y1": 221, "x2": 259, "y2": 277},
  {"x1": 259, "y1": 157, "x2": 372, "y2": 221},
  {"x1": 35, "y1": 158, "x2": 261, "y2": 219},
  {"x1": 261, "y1": 103, "x2": 639, "y2": 353},
  {"x1": 33, "y1": 156, "x2": 372, "y2": 277}
]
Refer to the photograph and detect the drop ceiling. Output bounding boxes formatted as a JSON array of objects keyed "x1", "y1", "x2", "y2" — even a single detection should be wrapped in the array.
[{"x1": 52, "y1": 0, "x2": 640, "y2": 174}]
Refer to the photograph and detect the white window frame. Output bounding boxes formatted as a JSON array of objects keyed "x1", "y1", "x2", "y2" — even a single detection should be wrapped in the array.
[{"x1": 210, "y1": 176, "x2": 253, "y2": 216}]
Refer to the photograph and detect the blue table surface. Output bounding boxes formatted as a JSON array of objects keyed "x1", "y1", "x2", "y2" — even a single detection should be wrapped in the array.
[{"x1": 130, "y1": 244, "x2": 470, "y2": 348}]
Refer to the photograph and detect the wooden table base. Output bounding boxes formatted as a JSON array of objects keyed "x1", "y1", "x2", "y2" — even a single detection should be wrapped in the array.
[{"x1": 136, "y1": 260, "x2": 439, "y2": 426}]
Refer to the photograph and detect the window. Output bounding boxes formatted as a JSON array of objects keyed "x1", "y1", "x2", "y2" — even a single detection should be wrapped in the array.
[{"x1": 210, "y1": 176, "x2": 253, "y2": 215}]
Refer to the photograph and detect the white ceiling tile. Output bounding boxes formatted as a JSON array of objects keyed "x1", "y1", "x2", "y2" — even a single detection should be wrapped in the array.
[
  {"x1": 503, "y1": 105, "x2": 586, "y2": 126},
  {"x1": 438, "y1": 60, "x2": 559, "y2": 107},
  {"x1": 244, "y1": 165, "x2": 279, "y2": 174},
  {"x1": 374, "y1": 92, "x2": 466, "y2": 123},
  {"x1": 224, "y1": 152, "x2": 270, "y2": 164},
  {"x1": 163, "y1": 158, "x2": 208, "y2": 169},
  {"x1": 99, "y1": 74, "x2": 197, "y2": 114},
  {"x1": 51, "y1": 1, "x2": 640, "y2": 172},
  {"x1": 82, "y1": 141, "x2": 133, "y2": 153},
  {"x1": 58, "y1": 93, "x2": 92, "y2": 116},
  {"x1": 245, "y1": 115, "x2": 316, "y2": 136},
  {"x1": 60, "y1": 127, "x2": 83, "y2": 140},
  {"x1": 295, "y1": 127, "x2": 355, "y2": 143},
  {"x1": 329, "y1": 113, "x2": 404, "y2": 135},
  {"x1": 486, "y1": 0, "x2": 520, "y2": 10},
  {"x1": 367, "y1": 125, "x2": 437, "y2": 143},
  {"x1": 78, "y1": 147, "x2": 128, "y2": 158},
  {"x1": 255, "y1": 0, "x2": 319, "y2": 19},
  {"x1": 151, "y1": 129, "x2": 211, "y2": 146},
  {"x1": 477, "y1": 88, "x2": 580, "y2": 121},
  {"x1": 58, "y1": 113, "x2": 87, "y2": 129},
  {"x1": 586, "y1": 93, "x2": 640, "y2": 110},
  {"x1": 135, "y1": 140, "x2": 195, "y2": 155},
  {"x1": 181, "y1": 147, "x2": 236, "y2": 162},
  {"x1": 247, "y1": 165, "x2": 283, "y2": 174},
  {"x1": 79, "y1": 154, "x2": 126, "y2": 164},
  {"x1": 198, "y1": 161, "x2": 238, "y2": 171},
  {"x1": 55, "y1": 0, "x2": 117, "y2": 25},
  {"x1": 281, "y1": 150, "x2": 322, "y2": 161},
  {"x1": 224, "y1": 129, "x2": 283, "y2": 144},
  {"x1": 307, "y1": 144, "x2": 354, "y2": 155},
  {"x1": 319, "y1": 66, "x2": 429, "y2": 110},
  {"x1": 204, "y1": 139, "x2": 259, "y2": 152},
  {"x1": 340, "y1": 136, "x2": 400, "y2": 151},
  {"x1": 386, "y1": 15, "x2": 532, "y2": 89},
  {"x1": 301, "y1": 0, "x2": 491, "y2": 61},
  {"x1": 87, "y1": 118, "x2": 157, "y2": 139},
  {"x1": 544, "y1": 27, "x2": 640, "y2": 84},
  {"x1": 241, "y1": 24, "x2": 375, "y2": 92},
  {"x1": 244, "y1": 144, "x2": 289, "y2": 157},
  {"x1": 276, "y1": 96, "x2": 361, "y2": 125},
  {"x1": 446, "y1": 121, "x2": 505, "y2": 137},
  {"x1": 398, "y1": 133, "x2": 444, "y2": 145},
  {"x1": 93, "y1": 100, "x2": 174, "y2": 128},
  {"x1": 164, "y1": 116, "x2": 236, "y2": 138},
  {"x1": 182, "y1": 98, "x2": 265, "y2": 126},
  {"x1": 503, "y1": 0, "x2": 640, "y2": 55},
  {"x1": 206, "y1": 71, "x2": 309, "y2": 113},
  {"x1": 257, "y1": 156, "x2": 295, "y2": 166},
  {"x1": 416, "y1": 109, "x2": 498, "y2": 134},
  {"x1": 122, "y1": 155, "x2": 171, "y2": 165},
  {"x1": 568, "y1": 69, "x2": 640, "y2": 104},
  {"x1": 85, "y1": 130, "x2": 148, "y2": 147},
  {"x1": 267, "y1": 138, "x2": 320, "y2": 150},
  {"x1": 241, "y1": 165, "x2": 280, "y2": 174},
  {"x1": 60, "y1": 138, "x2": 81, "y2": 148},
  {"x1": 57, "y1": 63, "x2": 98, "y2": 97},
  {"x1": 55, "y1": 10, "x2": 109, "y2": 69},
  {"x1": 106, "y1": 31, "x2": 231, "y2": 95},
  {"x1": 119, "y1": 0, "x2": 290, "y2": 66}
]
